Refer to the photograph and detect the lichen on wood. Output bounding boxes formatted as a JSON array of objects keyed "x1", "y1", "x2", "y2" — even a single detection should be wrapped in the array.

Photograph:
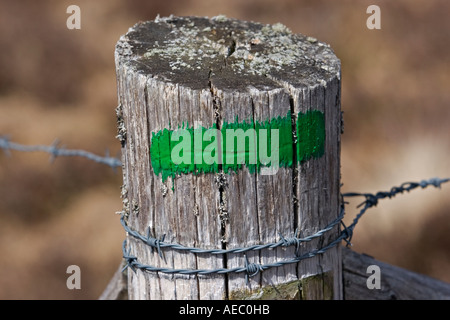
[
  {"x1": 229, "y1": 271, "x2": 334, "y2": 300},
  {"x1": 117, "y1": 15, "x2": 340, "y2": 90}
]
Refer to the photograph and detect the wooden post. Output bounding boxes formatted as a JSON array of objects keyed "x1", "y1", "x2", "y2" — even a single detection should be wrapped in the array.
[{"x1": 115, "y1": 15, "x2": 342, "y2": 300}]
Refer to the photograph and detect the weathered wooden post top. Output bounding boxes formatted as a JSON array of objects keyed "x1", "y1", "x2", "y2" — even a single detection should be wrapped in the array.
[{"x1": 115, "y1": 15, "x2": 342, "y2": 300}]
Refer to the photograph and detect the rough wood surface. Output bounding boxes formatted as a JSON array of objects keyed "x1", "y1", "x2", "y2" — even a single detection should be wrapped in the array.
[
  {"x1": 343, "y1": 247, "x2": 450, "y2": 300},
  {"x1": 115, "y1": 15, "x2": 342, "y2": 300},
  {"x1": 98, "y1": 262, "x2": 128, "y2": 300}
]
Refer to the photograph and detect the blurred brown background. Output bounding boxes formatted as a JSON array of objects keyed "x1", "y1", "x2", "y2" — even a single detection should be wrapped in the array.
[{"x1": 0, "y1": 0, "x2": 448, "y2": 299}]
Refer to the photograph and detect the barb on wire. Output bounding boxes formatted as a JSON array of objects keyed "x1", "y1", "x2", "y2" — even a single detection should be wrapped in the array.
[{"x1": 0, "y1": 136, "x2": 122, "y2": 169}]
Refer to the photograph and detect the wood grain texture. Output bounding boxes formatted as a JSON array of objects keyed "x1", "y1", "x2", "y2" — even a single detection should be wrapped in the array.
[
  {"x1": 343, "y1": 247, "x2": 450, "y2": 300},
  {"x1": 115, "y1": 15, "x2": 342, "y2": 300}
]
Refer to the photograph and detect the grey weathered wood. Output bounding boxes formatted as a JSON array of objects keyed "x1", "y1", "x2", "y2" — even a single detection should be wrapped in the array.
[
  {"x1": 99, "y1": 262, "x2": 128, "y2": 300},
  {"x1": 115, "y1": 15, "x2": 342, "y2": 300},
  {"x1": 342, "y1": 247, "x2": 450, "y2": 300}
]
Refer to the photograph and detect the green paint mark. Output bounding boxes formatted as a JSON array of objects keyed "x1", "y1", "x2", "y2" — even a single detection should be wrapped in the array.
[
  {"x1": 297, "y1": 110, "x2": 325, "y2": 162},
  {"x1": 221, "y1": 114, "x2": 292, "y2": 175},
  {"x1": 150, "y1": 110, "x2": 325, "y2": 181}
]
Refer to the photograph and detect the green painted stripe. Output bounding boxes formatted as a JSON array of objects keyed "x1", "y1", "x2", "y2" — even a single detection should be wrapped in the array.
[
  {"x1": 297, "y1": 110, "x2": 325, "y2": 163},
  {"x1": 150, "y1": 110, "x2": 325, "y2": 181}
]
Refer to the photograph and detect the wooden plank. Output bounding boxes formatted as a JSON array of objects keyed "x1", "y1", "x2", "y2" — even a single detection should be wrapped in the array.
[{"x1": 342, "y1": 247, "x2": 450, "y2": 300}]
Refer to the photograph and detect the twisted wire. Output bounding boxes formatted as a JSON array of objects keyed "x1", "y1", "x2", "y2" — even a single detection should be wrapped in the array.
[
  {"x1": 120, "y1": 206, "x2": 344, "y2": 256},
  {"x1": 0, "y1": 136, "x2": 121, "y2": 169}
]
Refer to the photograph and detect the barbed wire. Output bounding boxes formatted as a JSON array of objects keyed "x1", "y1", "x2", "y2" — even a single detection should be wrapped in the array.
[
  {"x1": 0, "y1": 136, "x2": 122, "y2": 169},
  {"x1": 1, "y1": 136, "x2": 448, "y2": 283},
  {"x1": 342, "y1": 177, "x2": 450, "y2": 243},
  {"x1": 122, "y1": 233, "x2": 346, "y2": 285},
  {"x1": 121, "y1": 177, "x2": 449, "y2": 281},
  {"x1": 119, "y1": 206, "x2": 345, "y2": 258}
]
